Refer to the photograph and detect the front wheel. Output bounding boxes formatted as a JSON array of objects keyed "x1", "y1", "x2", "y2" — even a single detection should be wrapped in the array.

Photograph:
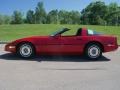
[
  {"x1": 17, "y1": 43, "x2": 35, "y2": 59},
  {"x1": 85, "y1": 44, "x2": 102, "y2": 60}
]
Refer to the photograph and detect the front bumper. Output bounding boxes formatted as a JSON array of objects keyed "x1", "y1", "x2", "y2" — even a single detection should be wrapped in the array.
[{"x1": 5, "y1": 44, "x2": 16, "y2": 53}]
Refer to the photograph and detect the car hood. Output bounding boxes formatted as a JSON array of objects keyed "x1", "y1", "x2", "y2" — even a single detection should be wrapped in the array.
[
  {"x1": 17, "y1": 36, "x2": 50, "y2": 41},
  {"x1": 9, "y1": 36, "x2": 51, "y2": 45}
]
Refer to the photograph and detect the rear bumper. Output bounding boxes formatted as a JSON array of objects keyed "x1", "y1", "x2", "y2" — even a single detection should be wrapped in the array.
[
  {"x1": 104, "y1": 44, "x2": 118, "y2": 52},
  {"x1": 5, "y1": 44, "x2": 16, "y2": 53}
]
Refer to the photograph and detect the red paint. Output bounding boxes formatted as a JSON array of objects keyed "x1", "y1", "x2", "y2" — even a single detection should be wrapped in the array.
[{"x1": 5, "y1": 28, "x2": 118, "y2": 55}]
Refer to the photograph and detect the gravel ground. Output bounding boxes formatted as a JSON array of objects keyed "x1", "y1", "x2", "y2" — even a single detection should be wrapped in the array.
[{"x1": 0, "y1": 44, "x2": 120, "y2": 90}]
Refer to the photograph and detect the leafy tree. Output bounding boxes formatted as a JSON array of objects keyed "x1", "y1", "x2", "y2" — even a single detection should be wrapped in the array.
[
  {"x1": 4, "y1": 15, "x2": 11, "y2": 24},
  {"x1": 58, "y1": 10, "x2": 81, "y2": 24},
  {"x1": 0, "y1": 15, "x2": 4, "y2": 24},
  {"x1": 11, "y1": 11, "x2": 23, "y2": 24},
  {"x1": 0, "y1": 1, "x2": 120, "y2": 26},
  {"x1": 35, "y1": 2, "x2": 47, "y2": 24},
  {"x1": 81, "y1": 1, "x2": 108, "y2": 25},
  {"x1": 26, "y1": 10, "x2": 35, "y2": 24},
  {"x1": 47, "y1": 9, "x2": 58, "y2": 24},
  {"x1": 0, "y1": 14, "x2": 11, "y2": 24},
  {"x1": 58, "y1": 10, "x2": 68, "y2": 24},
  {"x1": 69, "y1": 11, "x2": 81, "y2": 24},
  {"x1": 106, "y1": 3, "x2": 120, "y2": 25},
  {"x1": 58, "y1": 10, "x2": 73, "y2": 24}
]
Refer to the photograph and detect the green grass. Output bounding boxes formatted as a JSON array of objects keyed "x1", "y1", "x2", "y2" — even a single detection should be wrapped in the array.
[{"x1": 0, "y1": 24, "x2": 120, "y2": 44}]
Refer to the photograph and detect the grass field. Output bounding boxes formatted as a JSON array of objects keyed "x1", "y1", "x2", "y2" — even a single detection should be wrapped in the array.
[{"x1": 0, "y1": 24, "x2": 120, "y2": 44}]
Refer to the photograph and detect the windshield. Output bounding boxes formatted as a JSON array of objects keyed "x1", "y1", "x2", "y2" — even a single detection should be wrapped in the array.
[
  {"x1": 88, "y1": 29, "x2": 102, "y2": 35},
  {"x1": 50, "y1": 28, "x2": 70, "y2": 36}
]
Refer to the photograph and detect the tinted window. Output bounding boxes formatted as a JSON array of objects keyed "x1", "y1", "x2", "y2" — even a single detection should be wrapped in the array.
[{"x1": 88, "y1": 29, "x2": 102, "y2": 35}]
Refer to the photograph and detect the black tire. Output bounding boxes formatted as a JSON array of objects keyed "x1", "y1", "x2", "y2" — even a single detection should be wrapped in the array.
[
  {"x1": 85, "y1": 43, "x2": 102, "y2": 60},
  {"x1": 17, "y1": 43, "x2": 35, "y2": 59}
]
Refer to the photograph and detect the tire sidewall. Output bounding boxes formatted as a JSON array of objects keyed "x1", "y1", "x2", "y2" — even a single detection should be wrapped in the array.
[
  {"x1": 85, "y1": 44, "x2": 102, "y2": 60},
  {"x1": 17, "y1": 43, "x2": 35, "y2": 59}
]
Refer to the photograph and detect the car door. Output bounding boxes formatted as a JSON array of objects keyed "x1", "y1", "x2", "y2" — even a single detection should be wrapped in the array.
[
  {"x1": 60, "y1": 35, "x2": 84, "y2": 54},
  {"x1": 37, "y1": 36, "x2": 63, "y2": 54}
]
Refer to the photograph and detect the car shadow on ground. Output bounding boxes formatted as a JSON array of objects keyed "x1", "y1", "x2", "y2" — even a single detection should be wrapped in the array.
[{"x1": 0, "y1": 53, "x2": 110, "y2": 62}]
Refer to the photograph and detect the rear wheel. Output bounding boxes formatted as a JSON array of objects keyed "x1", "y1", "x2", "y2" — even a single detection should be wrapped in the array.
[
  {"x1": 17, "y1": 43, "x2": 35, "y2": 59},
  {"x1": 85, "y1": 43, "x2": 102, "y2": 60}
]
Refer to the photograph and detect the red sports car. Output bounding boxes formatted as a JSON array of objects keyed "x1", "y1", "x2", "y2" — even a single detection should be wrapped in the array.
[{"x1": 5, "y1": 28, "x2": 118, "y2": 59}]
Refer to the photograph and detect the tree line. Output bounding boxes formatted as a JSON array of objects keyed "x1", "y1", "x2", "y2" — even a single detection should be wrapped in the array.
[{"x1": 0, "y1": 1, "x2": 120, "y2": 25}]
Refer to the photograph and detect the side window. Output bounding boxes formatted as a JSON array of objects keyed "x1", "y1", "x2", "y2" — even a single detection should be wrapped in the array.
[
  {"x1": 88, "y1": 29, "x2": 102, "y2": 35},
  {"x1": 88, "y1": 29, "x2": 94, "y2": 35}
]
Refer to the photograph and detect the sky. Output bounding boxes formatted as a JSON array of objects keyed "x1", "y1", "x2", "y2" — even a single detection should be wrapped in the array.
[{"x1": 0, "y1": 0, "x2": 120, "y2": 15}]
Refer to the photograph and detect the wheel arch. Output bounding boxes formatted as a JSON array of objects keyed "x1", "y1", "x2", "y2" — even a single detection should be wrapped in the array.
[
  {"x1": 84, "y1": 41, "x2": 104, "y2": 52},
  {"x1": 16, "y1": 41, "x2": 36, "y2": 53}
]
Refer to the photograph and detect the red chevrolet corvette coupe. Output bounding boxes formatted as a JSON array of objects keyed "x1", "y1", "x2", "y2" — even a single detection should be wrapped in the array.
[{"x1": 5, "y1": 28, "x2": 118, "y2": 59}]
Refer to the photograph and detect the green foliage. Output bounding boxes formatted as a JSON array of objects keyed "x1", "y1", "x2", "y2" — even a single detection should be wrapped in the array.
[
  {"x1": 58, "y1": 10, "x2": 80, "y2": 24},
  {"x1": 58, "y1": 10, "x2": 71, "y2": 24},
  {"x1": 34, "y1": 2, "x2": 47, "y2": 24},
  {"x1": 26, "y1": 10, "x2": 35, "y2": 24},
  {"x1": 47, "y1": 9, "x2": 58, "y2": 24},
  {"x1": 69, "y1": 11, "x2": 81, "y2": 24},
  {"x1": 81, "y1": 1, "x2": 120, "y2": 25},
  {"x1": 81, "y1": 1, "x2": 108, "y2": 25},
  {"x1": 0, "y1": 15, "x2": 11, "y2": 24},
  {"x1": 0, "y1": 1, "x2": 120, "y2": 25},
  {"x1": 106, "y1": 3, "x2": 120, "y2": 26},
  {"x1": 3, "y1": 15, "x2": 11, "y2": 24},
  {"x1": 0, "y1": 15, "x2": 4, "y2": 24},
  {"x1": 11, "y1": 11, "x2": 23, "y2": 24}
]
